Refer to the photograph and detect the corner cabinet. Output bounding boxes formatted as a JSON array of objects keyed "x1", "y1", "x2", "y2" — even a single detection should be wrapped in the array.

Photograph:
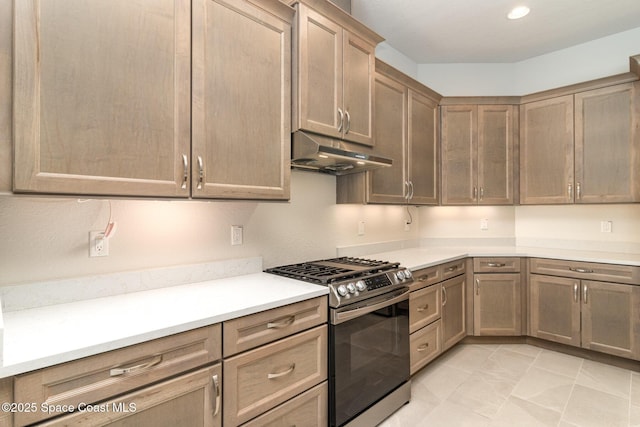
[
  {"x1": 290, "y1": 0, "x2": 383, "y2": 146},
  {"x1": 520, "y1": 81, "x2": 640, "y2": 204},
  {"x1": 337, "y1": 60, "x2": 441, "y2": 205},
  {"x1": 440, "y1": 103, "x2": 517, "y2": 205},
  {"x1": 13, "y1": 0, "x2": 292, "y2": 200}
]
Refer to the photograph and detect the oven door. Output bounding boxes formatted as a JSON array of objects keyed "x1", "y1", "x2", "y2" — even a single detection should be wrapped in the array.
[{"x1": 329, "y1": 288, "x2": 410, "y2": 426}]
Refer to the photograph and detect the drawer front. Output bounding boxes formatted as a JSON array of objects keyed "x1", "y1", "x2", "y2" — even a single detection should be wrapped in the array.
[
  {"x1": 409, "y1": 283, "x2": 441, "y2": 333},
  {"x1": 223, "y1": 325, "x2": 327, "y2": 426},
  {"x1": 15, "y1": 324, "x2": 221, "y2": 426},
  {"x1": 241, "y1": 381, "x2": 328, "y2": 427},
  {"x1": 530, "y1": 258, "x2": 640, "y2": 285},
  {"x1": 223, "y1": 296, "x2": 328, "y2": 357},
  {"x1": 409, "y1": 265, "x2": 441, "y2": 291},
  {"x1": 441, "y1": 259, "x2": 466, "y2": 280},
  {"x1": 38, "y1": 364, "x2": 222, "y2": 427},
  {"x1": 410, "y1": 320, "x2": 442, "y2": 375},
  {"x1": 474, "y1": 257, "x2": 521, "y2": 273}
]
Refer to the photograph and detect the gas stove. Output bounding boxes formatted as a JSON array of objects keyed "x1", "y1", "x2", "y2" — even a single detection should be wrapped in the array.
[{"x1": 265, "y1": 256, "x2": 413, "y2": 308}]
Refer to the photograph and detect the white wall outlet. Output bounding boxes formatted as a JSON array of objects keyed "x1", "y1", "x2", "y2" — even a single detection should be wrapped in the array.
[
  {"x1": 480, "y1": 218, "x2": 489, "y2": 231},
  {"x1": 89, "y1": 231, "x2": 109, "y2": 257},
  {"x1": 231, "y1": 225, "x2": 243, "y2": 245},
  {"x1": 358, "y1": 221, "x2": 365, "y2": 236},
  {"x1": 600, "y1": 220, "x2": 612, "y2": 233},
  {"x1": 404, "y1": 221, "x2": 411, "y2": 232}
]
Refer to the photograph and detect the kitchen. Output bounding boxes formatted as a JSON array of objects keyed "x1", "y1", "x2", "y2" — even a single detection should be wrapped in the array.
[{"x1": 1, "y1": 0, "x2": 640, "y2": 426}]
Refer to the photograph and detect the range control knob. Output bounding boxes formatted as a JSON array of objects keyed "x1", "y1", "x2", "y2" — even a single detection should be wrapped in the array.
[
  {"x1": 404, "y1": 269, "x2": 413, "y2": 279},
  {"x1": 355, "y1": 280, "x2": 367, "y2": 291},
  {"x1": 337, "y1": 285, "x2": 348, "y2": 296},
  {"x1": 395, "y1": 270, "x2": 406, "y2": 281},
  {"x1": 347, "y1": 282, "x2": 356, "y2": 294}
]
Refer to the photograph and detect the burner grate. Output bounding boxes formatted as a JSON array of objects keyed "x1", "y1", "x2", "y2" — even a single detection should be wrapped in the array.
[{"x1": 265, "y1": 257, "x2": 398, "y2": 284}]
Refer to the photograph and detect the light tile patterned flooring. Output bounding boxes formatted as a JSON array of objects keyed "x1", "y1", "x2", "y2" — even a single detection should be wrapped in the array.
[{"x1": 382, "y1": 344, "x2": 640, "y2": 427}]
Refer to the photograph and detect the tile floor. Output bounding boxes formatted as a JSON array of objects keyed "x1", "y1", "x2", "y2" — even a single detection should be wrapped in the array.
[{"x1": 382, "y1": 344, "x2": 640, "y2": 427}]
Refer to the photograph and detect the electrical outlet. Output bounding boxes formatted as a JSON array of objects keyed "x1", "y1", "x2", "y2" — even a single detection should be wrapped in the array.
[
  {"x1": 404, "y1": 221, "x2": 411, "y2": 232},
  {"x1": 89, "y1": 231, "x2": 109, "y2": 257},
  {"x1": 480, "y1": 218, "x2": 489, "y2": 231},
  {"x1": 231, "y1": 225, "x2": 243, "y2": 245},
  {"x1": 358, "y1": 221, "x2": 365, "y2": 236},
  {"x1": 600, "y1": 220, "x2": 612, "y2": 233}
]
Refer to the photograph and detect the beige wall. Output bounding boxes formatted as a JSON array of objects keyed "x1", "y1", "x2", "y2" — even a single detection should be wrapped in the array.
[{"x1": 0, "y1": 171, "x2": 421, "y2": 285}]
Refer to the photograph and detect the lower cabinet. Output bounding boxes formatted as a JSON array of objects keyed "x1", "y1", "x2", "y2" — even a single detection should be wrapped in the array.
[
  {"x1": 473, "y1": 257, "x2": 523, "y2": 336},
  {"x1": 37, "y1": 364, "x2": 222, "y2": 427},
  {"x1": 409, "y1": 259, "x2": 466, "y2": 374},
  {"x1": 529, "y1": 258, "x2": 640, "y2": 361}
]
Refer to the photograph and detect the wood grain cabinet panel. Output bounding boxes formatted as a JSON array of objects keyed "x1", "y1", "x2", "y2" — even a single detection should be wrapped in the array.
[
  {"x1": 292, "y1": 0, "x2": 381, "y2": 146},
  {"x1": 574, "y1": 82, "x2": 640, "y2": 203},
  {"x1": 14, "y1": 325, "x2": 221, "y2": 426},
  {"x1": 474, "y1": 273, "x2": 522, "y2": 336},
  {"x1": 410, "y1": 320, "x2": 442, "y2": 375},
  {"x1": 441, "y1": 104, "x2": 515, "y2": 205},
  {"x1": 223, "y1": 325, "x2": 327, "y2": 426},
  {"x1": 37, "y1": 364, "x2": 222, "y2": 427},
  {"x1": 441, "y1": 275, "x2": 466, "y2": 351},
  {"x1": 408, "y1": 89, "x2": 440, "y2": 205},
  {"x1": 409, "y1": 283, "x2": 441, "y2": 333},
  {"x1": 191, "y1": 0, "x2": 292, "y2": 200},
  {"x1": 223, "y1": 296, "x2": 327, "y2": 357},
  {"x1": 13, "y1": 0, "x2": 192, "y2": 197},
  {"x1": 520, "y1": 95, "x2": 575, "y2": 204}
]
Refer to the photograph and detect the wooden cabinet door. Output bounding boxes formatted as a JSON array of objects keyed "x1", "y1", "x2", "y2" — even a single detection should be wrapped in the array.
[
  {"x1": 441, "y1": 105, "x2": 477, "y2": 205},
  {"x1": 441, "y1": 275, "x2": 466, "y2": 351},
  {"x1": 342, "y1": 31, "x2": 375, "y2": 146},
  {"x1": 293, "y1": 4, "x2": 343, "y2": 139},
  {"x1": 474, "y1": 273, "x2": 521, "y2": 336},
  {"x1": 13, "y1": 0, "x2": 191, "y2": 197},
  {"x1": 478, "y1": 105, "x2": 515, "y2": 205},
  {"x1": 520, "y1": 95, "x2": 574, "y2": 204},
  {"x1": 408, "y1": 89, "x2": 439, "y2": 205},
  {"x1": 367, "y1": 71, "x2": 407, "y2": 203},
  {"x1": 581, "y1": 280, "x2": 640, "y2": 360},
  {"x1": 39, "y1": 365, "x2": 222, "y2": 427},
  {"x1": 529, "y1": 274, "x2": 581, "y2": 347},
  {"x1": 192, "y1": 0, "x2": 292, "y2": 200},
  {"x1": 574, "y1": 82, "x2": 640, "y2": 203}
]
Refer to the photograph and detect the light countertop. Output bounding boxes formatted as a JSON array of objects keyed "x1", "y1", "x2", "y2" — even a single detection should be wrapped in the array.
[
  {"x1": 365, "y1": 246, "x2": 640, "y2": 270},
  {"x1": 0, "y1": 273, "x2": 327, "y2": 378}
]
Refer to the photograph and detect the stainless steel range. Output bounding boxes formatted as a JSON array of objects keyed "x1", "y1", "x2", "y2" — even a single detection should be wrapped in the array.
[{"x1": 266, "y1": 257, "x2": 412, "y2": 427}]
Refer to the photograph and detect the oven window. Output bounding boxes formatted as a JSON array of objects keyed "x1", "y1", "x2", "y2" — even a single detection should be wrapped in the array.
[{"x1": 330, "y1": 299, "x2": 409, "y2": 426}]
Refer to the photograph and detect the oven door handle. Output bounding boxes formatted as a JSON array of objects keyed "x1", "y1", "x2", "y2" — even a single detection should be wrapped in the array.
[{"x1": 331, "y1": 288, "x2": 410, "y2": 325}]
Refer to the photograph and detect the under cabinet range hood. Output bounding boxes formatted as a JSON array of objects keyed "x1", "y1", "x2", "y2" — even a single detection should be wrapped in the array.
[{"x1": 291, "y1": 131, "x2": 392, "y2": 175}]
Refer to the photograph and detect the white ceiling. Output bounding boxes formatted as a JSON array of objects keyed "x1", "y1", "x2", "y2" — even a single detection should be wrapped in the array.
[{"x1": 350, "y1": 0, "x2": 640, "y2": 63}]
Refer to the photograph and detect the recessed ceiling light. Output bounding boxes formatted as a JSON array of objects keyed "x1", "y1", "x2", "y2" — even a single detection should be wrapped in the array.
[{"x1": 507, "y1": 5, "x2": 530, "y2": 20}]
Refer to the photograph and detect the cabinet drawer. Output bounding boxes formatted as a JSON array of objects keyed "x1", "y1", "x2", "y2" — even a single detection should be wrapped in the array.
[
  {"x1": 223, "y1": 325, "x2": 327, "y2": 426},
  {"x1": 409, "y1": 284, "x2": 441, "y2": 333},
  {"x1": 409, "y1": 265, "x2": 441, "y2": 291},
  {"x1": 15, "y1": 324, "x2": 221, "y2": 426},
  {"x1": 223, "y1": 296, "x2": 327, "y2": 357},
  {"x1": 530, "y1": 258, "x2": 640, "y2": 285},
  {"x1": 474, "y1": 257, "x2": 521, "y2": 273},
  {"x1": 241, "y1": 381, "x2": 328, "y2": 427},
  {"x1": 38, "y1": 364, "x2": 222, "y2": 427},
  {"x1": 410, "y1": 320, "x2": 441, "y2": 375},
  {"x1": 441, "y1": 259, "x2": 466, "y2": 280}
]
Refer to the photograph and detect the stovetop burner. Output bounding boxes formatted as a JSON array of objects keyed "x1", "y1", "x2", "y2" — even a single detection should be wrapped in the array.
[
  {"x1": 266, "y1": 257, "x2": 412, "y2": 308},
  {"x1": 265, "y1": 256, "x2": 399, "y2": 284}
]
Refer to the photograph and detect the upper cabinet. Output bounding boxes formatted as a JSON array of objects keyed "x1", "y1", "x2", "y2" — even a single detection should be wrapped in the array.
[
  {"x1": 291, "y1": 0, "x2": 383, "y2": 146},
  {"x1": 520, "y1": 81, "x2": 640, "y2": 204},
  {"x1": 192, "y1": 0, "x2": 293, "y2": 200},
  {"x1": 13, "y1": 0, "x2": 192, "y2": 197},
  {"x1": 440, "y1": 103, "x2": 517, "y2": 205},
  {"x1": 13, "y1": 0, "x2": 293, "y2": 200},
  {"x1": 337, "y1": 60, "x2": 441, "y2": 205}
]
